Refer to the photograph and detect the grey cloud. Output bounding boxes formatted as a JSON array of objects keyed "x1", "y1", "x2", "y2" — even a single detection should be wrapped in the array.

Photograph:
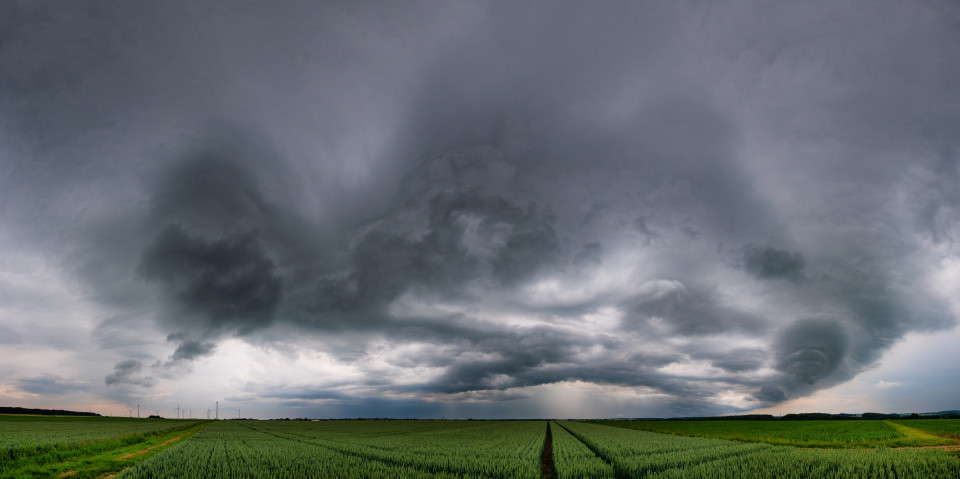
[
  {"x1": 137, "y1": 224, "x2": 282, "y2": 336},
  {"x1": 17, "y1": 376, "x2": 85, "y2": 395},
  {"x1": 775, "y1": 318, "x2": 848, "y2": 390},
  {"x1": 752, "y1": 386, "x2": 787, "y2": 404},
  {"x1": 295, "y1": 181, "x2": 560, "y2": 324},
  {"x1": 4, "y1": 0, "x2": 960, "y2": 418},
  {"x1": 104, "y1": 359, "x2": 153, "y2": 387},
  {"x1": 572, "y1": 242, "x2": 603, "y2": 267},
  {"x1": 625, "y1": 280, "x2": 767, "y2": 337},
  {"x1": 579, "y1": 204, "x2": 603, "y2": 229},
  {"x1": 259, "y1": 387, "x2": 352, "y2": 402},
  {"x1": 147, "y1": 147, "x2": 274, "y2": 234},
  {"x1": 742, "y1": 245, "x2": 805, "y2": 281},
  {"x1": 632, "y1": 217, "x2": 660, "y2": 246},
  {"x1": 695, "y1": 348, "x2": 768, "y2": 373},
  {"x1": 0, "y1": 325, "x2": 22, "y2": 345},
  {"x1": 170, "y1": 340, "x2": 216, "y2": 362}
]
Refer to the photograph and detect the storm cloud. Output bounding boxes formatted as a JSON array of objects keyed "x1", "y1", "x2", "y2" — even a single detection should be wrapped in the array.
[
  {"x1": 138, "y1": 224, "x2": 282, "y2": 336},
  {"x1": 104, "y1": 360, "x2": 152, "y2": 388},
  {"x1": 742, "y1": 245, "x2": 805, "y2": 281},
  {"x1": 2, "y1": 1, "x2": 960, "y2": 418}
]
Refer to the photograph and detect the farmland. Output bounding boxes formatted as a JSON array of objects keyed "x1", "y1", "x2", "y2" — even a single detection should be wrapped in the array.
[
  {"x1": 889, "y1": 419, "x2": 960, "y2": 440},
  {"x1": 0, "y1": 415, "x2": 201, "y2": 451},
  {"x1": 3, "y1": 415, "x2": 960, "y2": 478},
  {"x1": 1, "y1": 415, "x2": 205, "y2": 479},
  {"x1": 117, "y1": 420, "x2": 543, "y2": 478},
  {"x1": 591, "y1": 419, "x2": 956, "y2": 448},
  {"x1": 556, "y1": 421, "x2": 960, "y2": 478}
]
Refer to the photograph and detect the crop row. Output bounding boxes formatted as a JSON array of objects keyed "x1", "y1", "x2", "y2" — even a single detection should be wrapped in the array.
[
  {"x1": 590, "y1": 419, "x2": 948, "y2": 448},
  {"x1": 0, "y1": 417, "x2": 201, "y2": 467},
  {"x1": 890, "y1": 419, "x2": 960, "y2": 439},
  {"x1": 0, "y1": 417, "x2": 200, "y2": 451},
  {"x1": 118, "y1": 420, "x2": 544, "y2": 479},
  {"x1": 557, "y1": 421, "x2": 960, "y2": 479}
]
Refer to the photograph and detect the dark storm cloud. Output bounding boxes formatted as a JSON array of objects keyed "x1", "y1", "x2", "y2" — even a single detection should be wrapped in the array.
[
  {"x1": 776, "y1": 318, "x2": 847, "y2": 386},
  {"x1": 137, "y1": 224, "x2": 282, "y2": 336},
  {"x1": 624, "y1": 280, "x2": 767, "y2": 336},
  {"x1": 694, "y1": 348, "x2": 767, "y2": 374},
  {"x1": 292, "y1": 184, "x2": 560, "y2": 324},
  {"x1": 632, "y1": 217, "x2": 661, "y2": 246},
  {"x1": 742, "y1": 245, "x2": 805, "y2": 281},
  {"x1": 104, "y1": 359, "x2": 152, "y2": 387},
  {"x1": 170, "y1": 339, "x2": 217, "y2": 362},
  {"x1": 3, "y1": 0, "x2": 960, "y2": 417},
  {"x1": 573, "y1": 243, "x2": 603, "y2": 267}
]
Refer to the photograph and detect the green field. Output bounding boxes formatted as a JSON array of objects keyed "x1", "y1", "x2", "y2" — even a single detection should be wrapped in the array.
[
  {"x1": 592, "y1": 419, "x2": 957, "y2": 448},
  {"x1": 4, "y1": 415, "x2": 960, "y2": 478},
  {"x1": 557, "y1": 421, "x2": 960, "y2": 479},
  {"x1": 0, "y1": 415, "x2": 201, "y2": 451},
  {"x1": 118, "y1": 419, "x2": 544, "y2": 478},
  {"x1": 0, "y1": 415, "x2": 206, "y2": 479},
  {"x1": 889, "y1": 419, "x2": 960, "y2": 440}
]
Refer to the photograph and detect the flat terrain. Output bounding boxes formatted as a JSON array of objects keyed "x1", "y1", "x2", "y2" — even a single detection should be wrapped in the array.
[
  {"x1": 4, "y1": 416, "x2": 960, "y2": 478},
  {"x1": 118, "y1": 420, "x2": 543, "y2": 478},
  {"x1": 591, "y1": 419, "x2": 959, "y2": 448},
  {"x1": 0, "y1": 415, "x2": 206, "y2": 479},
  {"x1": 556, "y1": 421, "x2": 960, "y2": 478},
  {"x1": 889, "y1": 419, "x2": 960, "y2": 440}
]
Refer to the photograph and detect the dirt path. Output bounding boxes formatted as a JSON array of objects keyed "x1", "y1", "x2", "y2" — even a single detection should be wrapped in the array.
[
  {"x1": 541, "y1": 422, "x2": 556, "y2": 479},
  {"x1": 883, "y1": 420, "x2": 947, "y2": 441},
  {"x1": 117, "y1": 433, "x2": 186, "y2": 460},
  {"x1": 883, "y1": 420, "x2": 960, "y2": 452}
]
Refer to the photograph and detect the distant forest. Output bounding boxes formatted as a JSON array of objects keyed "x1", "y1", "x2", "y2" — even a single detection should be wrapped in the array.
[{"x1": 0, "y1": 406, "x2": 101, "y2": 417}]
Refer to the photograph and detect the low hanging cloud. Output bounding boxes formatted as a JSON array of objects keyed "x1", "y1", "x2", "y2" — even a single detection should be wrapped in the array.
[
  {"x1": 169, "y1": 338, "x2": 217, "y2": 362},
  {"x1": 104, "y1": 360, "x2": 153, "y2": 388},
  {"x1": 137, "y1": 224, "x2": 283, "y2": 336},
  {"x1": 1, "y1": 1, "x2": 959, "y2": 417},
  {"x1": 17, "y1": 376, "x2": 87, "y2": 396},
  {"x1": 742, "y1": 245, "x2": 806, "y2": 282}
]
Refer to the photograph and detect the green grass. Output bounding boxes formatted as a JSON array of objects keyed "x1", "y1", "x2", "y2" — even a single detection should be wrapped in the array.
[
  {"x1": 557, "y1": 421, "x2": 960, "y2": 479},
  {"x1": 889, "y1": 419, "x2": 960, "y2": 440},
  {"x1": 591, "y1": 419, "x2": 955, "y2": 448},
  {"x1": 550, "y1": 422, "x2": 614, "y2": 479},
  {"x1": 118, "y1": 420, "x2": 545, "y2": 479},
  {"x1": 7, "y1": 416, "x2": 960, "y2": 478},
  {"x1": 0, "y1": 415, "x2": 201, "y2": 451},
  {"x1": 0, "y1": 416, "x2": 207, "y2": 479}
]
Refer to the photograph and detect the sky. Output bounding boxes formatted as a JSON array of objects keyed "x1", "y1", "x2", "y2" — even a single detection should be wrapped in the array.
[{"x1": 1, "y1": 1, "x2": 960, "y2": 419}]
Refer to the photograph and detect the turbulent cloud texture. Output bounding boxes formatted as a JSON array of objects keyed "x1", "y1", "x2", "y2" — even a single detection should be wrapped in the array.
[{"x1": 2, "y1": 0, "x2": 960, "y2": 418}]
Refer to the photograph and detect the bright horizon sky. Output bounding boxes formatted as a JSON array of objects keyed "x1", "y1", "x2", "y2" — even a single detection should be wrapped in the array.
[{"x1": 2, "y1": 1, "x2": 960, "y2": 419}]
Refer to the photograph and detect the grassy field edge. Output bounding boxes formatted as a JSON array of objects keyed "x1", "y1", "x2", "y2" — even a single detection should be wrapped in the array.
[{"x1": 1, "y1": 421, "x2": 209, "y2": 479}]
